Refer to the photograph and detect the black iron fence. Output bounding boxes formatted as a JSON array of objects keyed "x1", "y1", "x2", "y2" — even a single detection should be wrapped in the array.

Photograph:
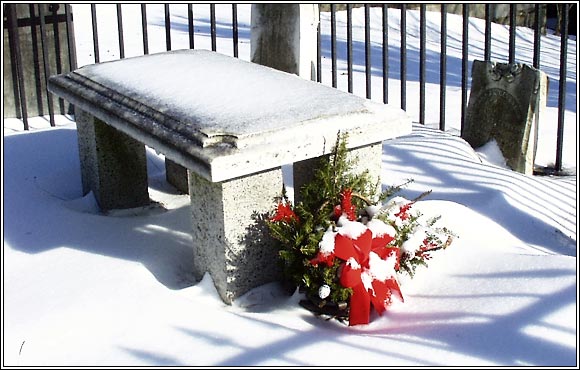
[{"x1": 3, "y1": 3, "x2": 576, "y2": 173}]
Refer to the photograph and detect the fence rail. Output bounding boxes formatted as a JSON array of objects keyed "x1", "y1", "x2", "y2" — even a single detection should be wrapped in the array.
[{"x1": 3, "y1": 3, "x2": 576, "y2": 174}]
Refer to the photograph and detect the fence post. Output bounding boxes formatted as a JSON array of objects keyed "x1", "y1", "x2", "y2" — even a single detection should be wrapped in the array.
[{"x1": 250, "y1": 4, "x2": 319, "y2": 80}]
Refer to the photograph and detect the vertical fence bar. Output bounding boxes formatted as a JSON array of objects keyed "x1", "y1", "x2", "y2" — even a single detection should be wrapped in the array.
[
  {"x1": 65, "y1": 4, "x2": 77, "y2": 70},
  {"x1": 419, "y1": 4, "x2": 426, "y2": 124},
  {"x1": 7, "y1": 4, "x2": 29, "y2": 129},
  {"x1": 65, "y1": 4, "x2": 77, "y2": 116},
  {"x1": 210, "y1": 4, "x2": 216, "y2": 52},
  {"x1": 50, "y1": 8, "x2": 62, "y2": 70},
  {"x1": 347, "y1": 4, "x2": 353, "y2": 93},
  {"x1": 484, "y1": 4, "x2": 492, "y2": 61},
  {"x1": 141, "y1": 4, "x2": 149, "y2": 55},
  {"x1": 382, "y1": 4, "x2": 388, "y2": 104},
  {"x1": 533, "y1": 4, "x2": 542, "y2": 69},
  {"x1": 6, "y1": 5, "x2": 20, "y2": 121},
  {"x1": 400, "y1": 4, "x2": 407, "y2": 111},
  {"x1": 232, "y1": 4, "x2": 238, "y2": 57},
  {"x1": 187, "y1": 4, "x2": 195, "y2": 49},
  {"x1": 440, "y1": 4, "x2": 447, "y2": 131},
  {"x1": 556, "y1": 4, "x2": 569, "y2": 172},
  {"x1": 39, "y1": 4, "x2": 56, "y2": 126},
  {"x1": 116, "y1": 4, "x2": 125, "y2": 59},
  {"x1": 509, "y1": 4, "x2": 516, "y2": 64},
  {"x1": 29, "y1": 4, "x2": 44, "y2": 116},
  {"x1": 165, "y1": 4, "x2": 171, "y2": 51},
  {"x1": 461, "y1": 3, "x2": 469, "y2": 135},
  {"x1": 91, "y1": 4, "x2": 99, "y2": 63},
  {"x1": 331, "y1": 4, "x2": 337, "y2": 88},
  {"x1": 364, "y1": 4, "x2": 371, "y2": 99},
  {"x1": 50, "y1": 4, "x2": 65, "y2": 114},
  {"x1": 317, "y1": 7, "x2": 321, "y2": 83}
]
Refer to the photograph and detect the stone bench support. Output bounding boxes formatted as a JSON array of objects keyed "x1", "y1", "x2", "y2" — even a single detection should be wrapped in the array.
[
  {"x1": 165, "y1": 158, "x2": 189, "y2": 194},
  {"x1": 189, "y1": 168, "x2": 283, "y2": 303},
  {"x1": 75, "y1": 109, "x2": 150, "y2": 210},
  {"x1": 48, "y1": 49, "x2": 411, "y2": 303}
]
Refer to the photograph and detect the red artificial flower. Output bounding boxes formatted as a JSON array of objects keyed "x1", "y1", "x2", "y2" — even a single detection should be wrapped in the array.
[
  {"x1": 416, "y1": 238, "x2": 439, "y2": 260},
  {"x1": 270, "y1": 202, "x2": 299, "y2": 223},
  {"x1": 334, "y1": 188, "x2": 357, "y2": 221},
  {"x1": 395, "y1": 203, "x2": 413, "y2": 221},
  {"x1": 334, "y1": 229, "x2": 402, "y2": 326},
  {"x1": 310, "y1": 228, "x2": 338, "y2": 267},
  {"x1": 309, "y1": 252, "x2": 335, "y2": 267},
  {"x1": 333, "y1": 205, "x2": 343, "y2": 219}
]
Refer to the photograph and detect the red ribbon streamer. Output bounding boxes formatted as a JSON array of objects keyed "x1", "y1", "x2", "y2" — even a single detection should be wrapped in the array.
[{"x1": 334, "y1": 229, "x2": 402, "y2": 325}]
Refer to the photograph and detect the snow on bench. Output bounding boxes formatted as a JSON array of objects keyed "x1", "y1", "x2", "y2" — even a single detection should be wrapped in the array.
[{"x1": 48, "y1": 49, "x2": 411, "y2": 303}]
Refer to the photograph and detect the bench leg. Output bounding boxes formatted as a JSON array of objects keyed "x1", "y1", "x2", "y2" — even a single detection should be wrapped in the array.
[
  {"x1": 75, "y1": 109, "x2": 150, "y2": 211},
  {"x1": 293, "y1": 142, "x2": 383, "y2": 205},
  {"x1": 165, "y1": 158, "x2": 189, "y2": 194},
  {"x1": 188, "y1": 167, "x2": 284, "y2": 304}
]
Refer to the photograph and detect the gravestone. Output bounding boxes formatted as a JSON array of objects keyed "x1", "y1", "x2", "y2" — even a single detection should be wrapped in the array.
[
  {"x1": 3, "y1": 3, "x2": 74, "y2": 119},
  {"x1": 463, "y1": 60, "x2": 548, "y2": 175}
]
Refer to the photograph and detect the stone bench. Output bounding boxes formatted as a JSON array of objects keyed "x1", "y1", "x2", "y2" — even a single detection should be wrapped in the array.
[{"x1": 48, "y1": 49, "x2": 411, "y2": 303}]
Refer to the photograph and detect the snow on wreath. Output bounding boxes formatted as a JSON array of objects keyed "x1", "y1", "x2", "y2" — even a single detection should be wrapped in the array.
[{"x1": 267, "y1": 133, "x2": 456, "y2": 326}]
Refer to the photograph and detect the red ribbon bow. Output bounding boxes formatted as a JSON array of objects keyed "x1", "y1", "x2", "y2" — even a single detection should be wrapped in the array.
[{"x1": 334, "y1": 229, "x2": 403, "y2": 326}]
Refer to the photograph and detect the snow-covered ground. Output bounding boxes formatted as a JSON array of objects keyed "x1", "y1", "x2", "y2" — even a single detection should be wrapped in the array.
[{"x1": 2, "y1": 4, "x2": 577, "y2": 366}]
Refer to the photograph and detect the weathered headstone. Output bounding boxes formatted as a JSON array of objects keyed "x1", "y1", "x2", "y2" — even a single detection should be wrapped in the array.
[
  {"x1": 3, "y1": 3, "x2": 74, "y2": 118},
  {"x1": 463, "y1": 60, "x2": 548, "y2": 175}
]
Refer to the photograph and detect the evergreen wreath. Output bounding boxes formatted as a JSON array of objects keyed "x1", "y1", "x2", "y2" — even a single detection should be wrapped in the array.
[{"x1": 267, "y1": 133, "x2": 455, "y2": 326}]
